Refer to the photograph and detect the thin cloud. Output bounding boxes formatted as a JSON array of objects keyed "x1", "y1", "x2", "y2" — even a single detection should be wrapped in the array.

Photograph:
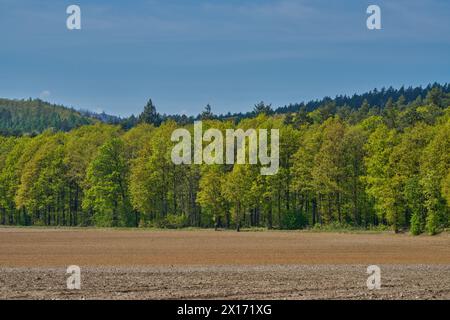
[{"x1": 39, "y1": 90, "x2": 51, "y2": 99}]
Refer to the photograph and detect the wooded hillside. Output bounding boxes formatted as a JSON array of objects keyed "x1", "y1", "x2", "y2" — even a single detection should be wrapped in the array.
[
  {"x1": 0, "y1": 98, "x2": 95, "y2": 135},
  {"x1": 0, "y1": 85, "x2": 449, "y2": 234}
]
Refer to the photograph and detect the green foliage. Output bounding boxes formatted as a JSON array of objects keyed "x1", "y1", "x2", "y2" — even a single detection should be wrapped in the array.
[
  {"x1": 197, "y1": 165, "x2": 227, "y2": 229},
  {"x1": 280, "y1": 210, "x2": 308, "y2": 230},
  {"x1": 0, "y1": 89, "x2": 449, "y2": 234},
  {"x1": 83, "y1": 138, "x2": 133, "y2": 227},
  {"x1": 0, "y1": 98, "x2": 95, "y2": 135},
  {"x1": 420, "y1": 118, "x2": 450, "y2": 234},
  {"x1": 161, "y1": 214, "x2": 189, "y2": 229},
  {"x1": 410, "y1": 211, "x2": 423, "y2": 235},
  {"x1": 138, "y1": 99, "x2": 161, "y2": 126}
]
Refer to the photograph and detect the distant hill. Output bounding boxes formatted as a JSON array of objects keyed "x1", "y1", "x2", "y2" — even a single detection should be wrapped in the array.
[
  {"x1": 1, "y1": 83, "x2": 449, "y2": 135},
  {"x1": 0, "y1": 98, "x2": 96, "y2": 135},
  {"x1": 132, "y1": 83, "x2": 450, "y2": 126},
  {"x1": 274, "y1": 83, "x2": 450, "y2": 114},
  {"x1": 212, "y1": 83, "x2": 450, "y2": 122},
  {"x1": 78, "y1": 109, "x2": 123, "y2": 124}
]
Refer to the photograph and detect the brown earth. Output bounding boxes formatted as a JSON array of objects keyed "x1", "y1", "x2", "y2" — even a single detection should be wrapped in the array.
[
  {"x1": 1, "y1": 228, "x2": 449, "y2": 267},
  {"x1": 0, "y1": 228, "x2": 449, "y2": 299},
  {"x1": 1, "y1": 265, "x2": 450, "y2": 300}
]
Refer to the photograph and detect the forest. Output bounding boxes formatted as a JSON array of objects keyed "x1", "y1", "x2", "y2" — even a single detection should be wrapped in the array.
[
  {"x1": 0, "y1": 85, "x2": 449, "y2": 235},
  {"x1": 0, "y1": 98, "x2": 95, "y2": 135}
]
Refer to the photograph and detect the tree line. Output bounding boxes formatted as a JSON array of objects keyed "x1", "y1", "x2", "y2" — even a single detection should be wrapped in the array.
[
  {"x1": 3, "y1": 84, "x2": 449, "y2": 135},
  {"x1": 0, "y1": 89, "x2": 449, "y2": 234},
  {"x1": 0, "y1": 98, "x2": 94, "y2": 135}
]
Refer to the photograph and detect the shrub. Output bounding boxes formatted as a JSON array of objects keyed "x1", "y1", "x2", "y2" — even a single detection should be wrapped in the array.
[
  {"x1": 152, "y1": 214, "x2": 189, "y2": 229},
  {"x1": 410, "y1": 211, "x2": 424, "y2": 235},
  {"x1": 280, "y1": 210, "x2": 308, "y2": 230}
]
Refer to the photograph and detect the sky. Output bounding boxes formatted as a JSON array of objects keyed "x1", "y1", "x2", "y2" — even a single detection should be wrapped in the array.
[{"x1": 0, "y1": 0, "x2": 449, "y2": 117}]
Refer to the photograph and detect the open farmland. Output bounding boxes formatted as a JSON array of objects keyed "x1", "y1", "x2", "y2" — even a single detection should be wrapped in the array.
[{"x1": 0, "y1": 228, "x2": 449, "y2": 299}]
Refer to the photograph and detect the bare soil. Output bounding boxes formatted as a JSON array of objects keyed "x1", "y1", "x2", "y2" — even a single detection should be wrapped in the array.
[{"x1": 0, "y1": 228, "x2": 449, "y2": 299}]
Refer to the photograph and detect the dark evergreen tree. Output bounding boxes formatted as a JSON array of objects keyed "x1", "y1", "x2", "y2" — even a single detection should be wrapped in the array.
[{"x1": 138, "y1": 99, "x2": 161, "y2": 126}]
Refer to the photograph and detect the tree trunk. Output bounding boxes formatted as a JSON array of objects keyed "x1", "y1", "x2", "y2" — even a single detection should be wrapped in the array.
[
  {"x1": 236, "y1": 202, "x2": 241, "y2": 232},
  {"x1": 312, "y1": 196, "x2": 317, "y2": 226},
  {"x1": 267, "y1": 203, "x2": 273, "y2": 229}
]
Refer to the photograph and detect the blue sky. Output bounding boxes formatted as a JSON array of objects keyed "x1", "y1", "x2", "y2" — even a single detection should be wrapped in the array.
[{"x1": 0, "y1": 0, "x2": 449, "y2": 117}]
